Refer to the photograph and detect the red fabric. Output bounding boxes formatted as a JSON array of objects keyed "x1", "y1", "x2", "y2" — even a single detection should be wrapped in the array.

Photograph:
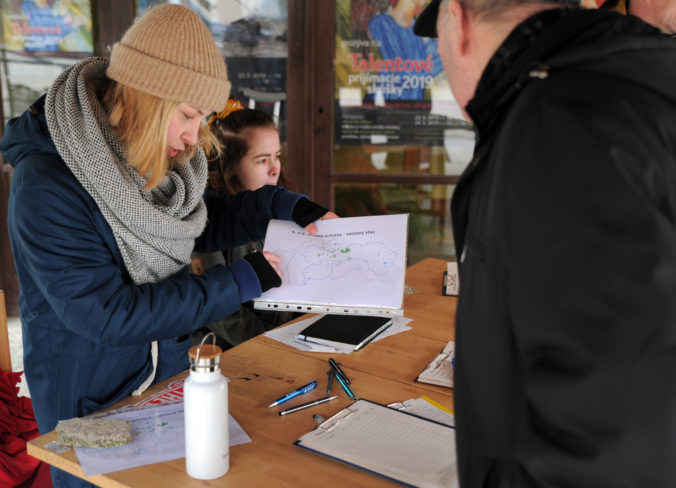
[{"x1": 0, "y1": 371, "x2": 51, "y2": 488}]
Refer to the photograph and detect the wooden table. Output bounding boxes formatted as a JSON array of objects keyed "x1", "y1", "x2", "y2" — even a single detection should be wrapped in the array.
[{"x1": 27, "y1": 258, "x2": 456, "y2": 487}]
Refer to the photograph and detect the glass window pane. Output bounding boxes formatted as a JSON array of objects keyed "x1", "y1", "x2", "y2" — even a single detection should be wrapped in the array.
[
  {"x1": 334, "y1": 144, "x2": 464, "y2": 176},
  {"x1": 333, "y1": 0, "x2": 472, "y2": 154},
  {"x1": 140, "y1": 0, "x2": 288, "y2": 139},
  {"x1": 333, "y1": 0, "x2": 471, "y2": 261},
  {"x1": 1, "y1": 0, "x2": 93, "y2": 125},
  {"x1": 334, "y1": 183, "x2": 455, "y2": 264}
]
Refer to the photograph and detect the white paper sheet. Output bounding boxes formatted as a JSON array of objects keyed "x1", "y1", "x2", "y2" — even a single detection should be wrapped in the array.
[
  {"x1": 264, "y1": 314, "x2": 412, "y2": 353},
  {"x1": 255, "y1": 214, "x2": 408, "y2": 313},
  {"x1": 74, "y1": 402, "x2": 251, "y2": 476}
]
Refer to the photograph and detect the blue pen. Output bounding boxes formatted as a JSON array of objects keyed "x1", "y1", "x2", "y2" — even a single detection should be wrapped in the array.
[
  {"x1": 334, "y1": 370, "x2": 356, "y2": 399},
  {"x1": 268, "y1": 380, "x2": 317, "y2": 407}
]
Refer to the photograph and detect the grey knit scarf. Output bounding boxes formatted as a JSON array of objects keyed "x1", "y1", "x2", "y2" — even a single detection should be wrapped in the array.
[
  {"x1": 45, "y1": 57, "x2": 208, "y2": 284},
  {"x1": 45, "y1": 57, "x2": 208, "y2": 395}
]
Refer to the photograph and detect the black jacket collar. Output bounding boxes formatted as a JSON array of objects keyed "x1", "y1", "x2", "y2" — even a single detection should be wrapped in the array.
[{"x1": 466, "y1": 7, "x2": 660, "y2": 140}]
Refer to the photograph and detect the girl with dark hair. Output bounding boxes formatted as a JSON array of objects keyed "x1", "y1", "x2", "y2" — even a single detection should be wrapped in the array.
[{"x1": 191, "y1": 99, "x2": 335, "y2": 348}]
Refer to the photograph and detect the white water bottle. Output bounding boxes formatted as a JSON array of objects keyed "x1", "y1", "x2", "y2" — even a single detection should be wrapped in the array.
[{"x1": 184, "y1": 333, "x2": 229, "y2": 479}]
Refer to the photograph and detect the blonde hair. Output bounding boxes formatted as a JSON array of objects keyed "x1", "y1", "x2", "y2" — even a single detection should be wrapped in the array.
[{"x1": 105, "y1": 82, "x2": 221, "y2": 189}]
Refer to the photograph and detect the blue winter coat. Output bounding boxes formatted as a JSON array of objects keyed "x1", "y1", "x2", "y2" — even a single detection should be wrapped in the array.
[{"x1": 0, "y1": 95, "x2": 301, "y2": 443}]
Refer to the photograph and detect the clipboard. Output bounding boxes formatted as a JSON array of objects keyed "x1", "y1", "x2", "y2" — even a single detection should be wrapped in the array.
[
  {"x1": 294, "y1": 399, "x2": 458, "y2": 488},
  {"x1": 443, "y1": 262, "x2": 459, "y2": 296},
  {"x1": 416, "y1": 340, "x2": 454, "y2": 388}
]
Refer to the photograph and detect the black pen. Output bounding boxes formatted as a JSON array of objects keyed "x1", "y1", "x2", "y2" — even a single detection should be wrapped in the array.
[
  {"x1": 328, "y1": 357, "x2": 350, "y2": 385},
  {"x1": 327, "y1": 369, "x2": 334, "y2": 396}
]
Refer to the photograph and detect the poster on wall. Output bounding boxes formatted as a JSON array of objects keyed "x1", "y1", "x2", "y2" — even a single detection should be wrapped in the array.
[
  {"x1": 0, "y1": 0, "x2": 93, "y2": 53},
  {"x1": 335, "y1": 0, "x2": 471, "y2": 146},
  {"x1": 216, "y1": 0, "x2": 288, "y2": 138},
  {"x1": 140, "y1": 0, "x2": 288, "y2": 137}
]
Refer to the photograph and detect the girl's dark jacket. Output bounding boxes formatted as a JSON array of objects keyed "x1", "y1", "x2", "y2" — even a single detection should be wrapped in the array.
[{"x1": 452, "y1": 7, "x2": 676, "y2": 488}]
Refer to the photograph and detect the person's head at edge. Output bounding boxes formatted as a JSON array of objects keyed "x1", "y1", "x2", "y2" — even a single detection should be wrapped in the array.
[
  {"x1": 207, "y1": 100, "x2": 289, "y2": 194},
  {"x1": 603, "y1": 0, "x2": 676, "y2": 34},
  {"x1": 413, "y1": 0, "x2": 583, "y2": 121},
  {"x1": 104, "y1": 3, "x2": 230, "y2": 189}
]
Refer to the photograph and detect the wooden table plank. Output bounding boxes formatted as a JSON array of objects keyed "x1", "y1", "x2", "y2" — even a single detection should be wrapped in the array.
[{"x1": 254, "y1": 331, "x2": 454, "y2": 399}]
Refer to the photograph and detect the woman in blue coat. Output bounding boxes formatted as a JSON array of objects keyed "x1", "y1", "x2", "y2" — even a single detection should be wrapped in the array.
[{"x1": 0, "y1": 5, "x2": 334, "y2": 487}]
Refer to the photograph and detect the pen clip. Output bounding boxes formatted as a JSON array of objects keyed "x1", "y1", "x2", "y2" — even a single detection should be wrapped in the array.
[
  {"x1": 326, "y1": 369, "x2": 334, "y2": 395},
  {"x1": 329, "y1": 358, "x2": 350, "y2": 385},
  {"x1": 318, "y1": 408, "x2": 353, "y2": 431},
  {"x1": 268, "y1": 380, "x2": 317, "y2": 407},
  {"x1": 300, "y1": 381, "x2": 318, "y2": 394}
]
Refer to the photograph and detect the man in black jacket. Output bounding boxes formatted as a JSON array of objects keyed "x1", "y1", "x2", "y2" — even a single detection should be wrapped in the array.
[{"x1": 415, "y1": 0, "x2": 676, "y2": 486}]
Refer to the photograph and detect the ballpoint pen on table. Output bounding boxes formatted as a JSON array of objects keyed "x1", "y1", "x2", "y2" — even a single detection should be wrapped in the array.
[
  {"x1": 326, "y1": 369, "x2": 334, "y2": 396},
  {"x1": 268, "y1": 380, "x2": 317, "y2": 407},
  {"x1": 279, "y1": 396, "x2": 339, "y2": 416},
  {"x1": 333, "y1": 369, "x2": 356, "y2": 399},
  {"x1": 328, "y1": 358, "x2": 350, "y2": 385}
]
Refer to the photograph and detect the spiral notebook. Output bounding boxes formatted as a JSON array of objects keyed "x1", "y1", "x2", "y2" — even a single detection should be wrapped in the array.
[{"x1": 296, "y1": 314, "x2": 393, "y2": 351}]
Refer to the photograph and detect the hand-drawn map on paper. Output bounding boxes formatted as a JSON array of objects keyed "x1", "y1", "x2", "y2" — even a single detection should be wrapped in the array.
[
  {"x1": 72, "y1": 402, "x2": 251, "y2": 476},
  {"x1": 255, "y1": 214, "x2": 408, "y2": 315}
]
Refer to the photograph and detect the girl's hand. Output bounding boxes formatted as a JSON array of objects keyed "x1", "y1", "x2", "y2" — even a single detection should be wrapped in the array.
[
  {"x1": 262, "y1": 251, "x2": 282, "y2": 277},
  {"x1": 304, "y1": 211, "x2": 340, "y2": 235}
]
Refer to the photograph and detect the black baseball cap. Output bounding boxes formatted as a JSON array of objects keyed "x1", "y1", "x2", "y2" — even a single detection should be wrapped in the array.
[
  {"x1": 413, "y1": 0, "x2": 442, "y2": 38},
  {"x1": 413, "y1": 0, "x2": 582, "y2": 38}
]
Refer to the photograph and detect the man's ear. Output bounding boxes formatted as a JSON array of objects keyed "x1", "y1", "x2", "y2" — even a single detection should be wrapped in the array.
[{"x1": 447, "y1": 0, "x2": 472, "y2": 56}]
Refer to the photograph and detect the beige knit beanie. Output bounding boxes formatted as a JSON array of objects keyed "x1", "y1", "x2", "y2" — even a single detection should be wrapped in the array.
[{"x1": 106, "y1": 4, "x2": 231, "y2": 113}]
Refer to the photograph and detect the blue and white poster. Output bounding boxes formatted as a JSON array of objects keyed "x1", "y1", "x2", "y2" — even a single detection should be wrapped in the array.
[
  {"x1": 1, "y1": 0, "x2": 93, "y2": 53},
  {"x1": 335, "y1": 0, "x2": 470, "y2": 146}
]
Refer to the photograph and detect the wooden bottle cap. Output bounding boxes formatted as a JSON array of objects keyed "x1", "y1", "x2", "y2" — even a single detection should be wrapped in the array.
[
  {"x1": 188, "y1": 344, "x2": 221, "y2": 360},
  {"x1": 188, "y1": 333, "x2": 222, "y2": 373}
]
